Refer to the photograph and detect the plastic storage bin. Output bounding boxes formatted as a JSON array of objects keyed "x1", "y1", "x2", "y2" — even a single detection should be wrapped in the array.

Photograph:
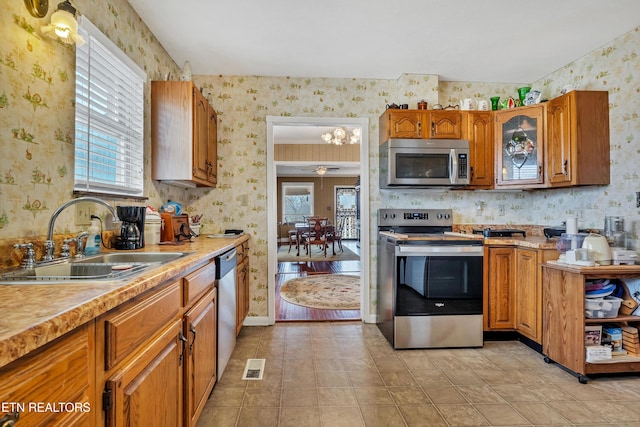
[{"x1": 585, "y1": 296, "x2": 623, "y2": 319}]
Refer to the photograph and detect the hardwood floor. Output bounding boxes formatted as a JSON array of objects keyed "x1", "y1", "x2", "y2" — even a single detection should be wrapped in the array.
[{"x1": 276, "y1": 241, "x2": 361, "y2": 322}]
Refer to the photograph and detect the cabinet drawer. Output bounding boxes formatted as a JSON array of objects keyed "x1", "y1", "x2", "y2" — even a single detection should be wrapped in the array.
[
  {"x1": 183, "y1": 261, "x2": 216, "y2": 308},
  {"x1": 104, "y1": 281, "x2": 181, "y2": 370},
  {"x1": 0, "y1": 322, "x2": 94, "y2": 426}
]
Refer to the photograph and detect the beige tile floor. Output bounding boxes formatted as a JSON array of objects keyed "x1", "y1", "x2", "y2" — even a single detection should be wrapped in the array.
[{"x1": 196, "y1": 322, "x2": 640, "y2": 427}]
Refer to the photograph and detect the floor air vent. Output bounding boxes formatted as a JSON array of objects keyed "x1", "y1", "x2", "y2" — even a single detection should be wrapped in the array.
[{"x1": 242, "y1": 359, "x2": 265, "y2": 380}]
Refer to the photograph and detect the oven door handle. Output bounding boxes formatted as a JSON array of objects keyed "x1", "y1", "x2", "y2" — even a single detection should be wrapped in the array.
[{"x1": 396, "y1": 245, "x2": 483, "y2": 256}]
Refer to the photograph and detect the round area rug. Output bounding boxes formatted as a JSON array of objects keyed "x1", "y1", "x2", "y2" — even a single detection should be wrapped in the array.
[{"x1": 280, "y1": 274, "x2": 360, "y2": 310}]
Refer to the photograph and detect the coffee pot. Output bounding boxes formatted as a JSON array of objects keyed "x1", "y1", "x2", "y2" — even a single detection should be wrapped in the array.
[{"x1": 115, "y1": 206, "x2": 146, "y2": 250}]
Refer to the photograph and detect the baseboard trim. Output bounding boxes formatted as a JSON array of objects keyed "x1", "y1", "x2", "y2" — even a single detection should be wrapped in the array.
[{"x1": 243, "y1": 316, "x2": 273, "y2": 327}]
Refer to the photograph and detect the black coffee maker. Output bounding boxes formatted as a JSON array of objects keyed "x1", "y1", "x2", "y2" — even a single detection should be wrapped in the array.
[{"x1": 115, "y1": 206, "x2": 146, "y2": 250}]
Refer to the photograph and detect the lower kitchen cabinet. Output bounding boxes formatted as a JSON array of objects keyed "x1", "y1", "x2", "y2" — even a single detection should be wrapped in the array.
[
  {"x1": 236, "y1": 240, "x2": 250, "y2": 336},
  {"x1": 0, "y1": 322, "x2": 95, "y2": 426},
  {"x1": 485, "y1": 245, "x2": 557, "y2": 344},
  {"x1": 542, "y1": 263, "x2": 640, "y2": 383},
  {"x1": 104, "y1": 320, "x2": 184, "y2": 427},
  {"x1": 184, "y1": 288, "x2": 217, "y2": 427},
  {"x1": 485, "y1": 246, "x2": 515, "y2": 330},
  {"x1": 98, "y1": 280, "x2": 183, "y2": 426}
]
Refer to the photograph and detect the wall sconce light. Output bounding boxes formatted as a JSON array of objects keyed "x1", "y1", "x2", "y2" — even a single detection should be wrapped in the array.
[
  {"x1": 24, "y1": 0, "x2": 49, "y2": 18},
  {"x1": 41, "y1": 0, "x2": 84, "y2": 45}
]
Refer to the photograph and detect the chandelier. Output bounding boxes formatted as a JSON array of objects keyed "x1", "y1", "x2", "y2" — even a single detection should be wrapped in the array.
[{"x1": 321, "y1": 127, "x2": 361, "y2": 145}]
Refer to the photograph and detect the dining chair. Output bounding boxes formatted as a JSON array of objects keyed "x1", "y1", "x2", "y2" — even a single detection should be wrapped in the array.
[
  {"x1": 326, "y1": 217, "x2": 344, "y2": 255},
  {"x1": 304, "y1": 217, "x2": 328, "y2": 257}
]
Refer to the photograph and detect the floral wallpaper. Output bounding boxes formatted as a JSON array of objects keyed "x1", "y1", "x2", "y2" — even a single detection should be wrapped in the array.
[
  {"x1": 0, "y1": 0, "x2": 184, "y2": 241},
  {"x1": 1, "y1": 0, "x2": 638, "y2": 319}
]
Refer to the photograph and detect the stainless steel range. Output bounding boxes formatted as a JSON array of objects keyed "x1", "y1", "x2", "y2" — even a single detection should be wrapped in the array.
[{"x1": 377, "y1": 208, "x2": 484, "y2": 349}]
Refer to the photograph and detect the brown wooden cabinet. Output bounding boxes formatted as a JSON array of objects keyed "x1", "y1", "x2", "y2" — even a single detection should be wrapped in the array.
[
  {"x1": 464, "y1": 111, "x2": 494, "y2": 188},
  {"x1": 485, "y1": 245, "x2": 557, "y2": 344},
  {"x1": 514, "y1": 248, "x2": 557, "y2": 343},
  {"x1": 98, "y1": 280, "x2": 183, "y2": 426},
  {"x1": 379, "y1": 109, "x2": 462, "y2": 142},
  {"x1": 484, "y1": 246, "x2": 515, "y2": 330},
  {"x1": 105, "y1": 319, "x2": 184, "y2": 427},
  {"x1": 151, "y1": 81, "x2": 218, "y2": 188},
  {"x1": 181, "y1": 261, "x2": 217, "y2": 426},
  {"x1": 426, "y1": 110, "x2": 462, "y2": 139},
  {"x1": 542, "y1": 263, "x2": 640, "y2": 383},
  {"x1": 495, "y1": 104, "x2": 546, "y2": 188},
  {"x1": 546, "y1": 90, "x2": 610, "y2": 187},
  {"x1": 236, "y1": 240, "x2": 250, "y2": 336},
  {"x1": 0, "y1": 322, "x2": 95, "y2": 426},
  {"x1": 184, "y1": 288, "x2": 217, "y2": 427}
]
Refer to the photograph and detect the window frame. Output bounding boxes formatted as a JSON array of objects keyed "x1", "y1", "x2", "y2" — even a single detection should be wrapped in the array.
[
  {"x1": 281, "y1": 182, "x2": 314, "y2": 223},
  {"x1": 73, "y1": 16, "x2": 146, "y2": 197}
]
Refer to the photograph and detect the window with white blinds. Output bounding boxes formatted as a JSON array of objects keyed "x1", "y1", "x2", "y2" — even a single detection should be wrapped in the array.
[{"x1": 74, "y1": 16, "x2": 146, "y2": 196}]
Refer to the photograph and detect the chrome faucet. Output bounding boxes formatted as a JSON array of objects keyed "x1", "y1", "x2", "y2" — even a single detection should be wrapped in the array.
[{"x1": 44, "y1": 196, "x2": 120, "y2": 261}]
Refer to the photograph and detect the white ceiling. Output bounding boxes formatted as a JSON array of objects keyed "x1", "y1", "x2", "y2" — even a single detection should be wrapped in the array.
[{"x1": 128, "y1": 0, "x2": 640, "y2": 83}]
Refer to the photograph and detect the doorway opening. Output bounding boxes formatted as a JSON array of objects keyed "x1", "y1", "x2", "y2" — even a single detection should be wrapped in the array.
[{"x1": 266, "y1": 116, "x2": 370, "y2": 324}]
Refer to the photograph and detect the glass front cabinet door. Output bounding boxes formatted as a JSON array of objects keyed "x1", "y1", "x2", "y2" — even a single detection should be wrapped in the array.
[{"x1": 495, "y1": 105, "x2": 545, "y2": 188}]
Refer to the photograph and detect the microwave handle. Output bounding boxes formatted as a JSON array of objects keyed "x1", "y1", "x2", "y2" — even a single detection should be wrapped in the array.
[{"x1": 449, "y1": 149, "x2": 458, "y2": 185}]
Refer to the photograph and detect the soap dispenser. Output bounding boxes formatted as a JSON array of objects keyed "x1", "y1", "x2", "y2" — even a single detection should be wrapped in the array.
[{"x1": 85, "y1": 215, "x2": 102, "y2": 256}]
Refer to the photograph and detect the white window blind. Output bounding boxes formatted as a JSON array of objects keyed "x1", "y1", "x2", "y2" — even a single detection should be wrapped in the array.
[
  {"x1": 74, "y1": 16, "x2": 146, "y2": 196},
  {"x1": 282, "y1": 183, "x2": 314, "y2": 223}
]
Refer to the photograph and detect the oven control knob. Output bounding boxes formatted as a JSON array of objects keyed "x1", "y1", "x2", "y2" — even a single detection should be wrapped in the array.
[
  {"x1": 444, "y1": 213, "x2": 451, "y2": 220},
  {"x1": 437, "y1": 213, "x2": 443, "y2": 220}
]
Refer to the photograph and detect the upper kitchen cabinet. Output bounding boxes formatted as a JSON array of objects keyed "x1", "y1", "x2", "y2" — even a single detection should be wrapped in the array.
[
  {"x1": 495, "y1": 104, "x2": 545, "y2": 188},
  {"x1": 379, "y1": 110, "x2": 422, "y2": 141},
  {"x1": 379, "y1": 109, "x2": 462, "y2": 142},
  {"x1": 152, "y1": 81, "x2": 218, "y2": 188},
  {"x1": 464, "y1": 111, "x2": 494, "y2": 188},
  {"x1": 546, "y1": 91, "x2": 610, "y2": 187},
  {"x1": 427, "y1": 110, "x2": 462, "y2": 139}
]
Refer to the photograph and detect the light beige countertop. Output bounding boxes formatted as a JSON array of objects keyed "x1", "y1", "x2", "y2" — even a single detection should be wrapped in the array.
[{"x1": 0, "y1": 234, "x2": 249, "y2": 368}]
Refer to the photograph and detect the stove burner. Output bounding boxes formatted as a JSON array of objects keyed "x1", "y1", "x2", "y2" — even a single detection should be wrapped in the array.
[{"x1": 472, "y1": 228, "x2": 526, "y2": 238}]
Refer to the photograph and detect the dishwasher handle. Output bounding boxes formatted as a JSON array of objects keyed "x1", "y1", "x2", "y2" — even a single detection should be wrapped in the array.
[
  {"x1": 221, "y1": 248, "x2": 237, "y2": 263},
  {"x1": 215, "y1": 248, "x2": 238, "y2": 279}
]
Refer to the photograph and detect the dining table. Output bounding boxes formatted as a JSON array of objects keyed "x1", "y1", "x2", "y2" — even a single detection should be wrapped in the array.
[{"x1": 294, "y1": 222, "x2": 336, "y2": 256}]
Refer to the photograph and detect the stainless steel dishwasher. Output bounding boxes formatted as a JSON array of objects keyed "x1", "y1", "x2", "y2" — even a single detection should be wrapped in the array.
[{"x1": 215, "y1": 248, "x2": 237, "y2": 379}]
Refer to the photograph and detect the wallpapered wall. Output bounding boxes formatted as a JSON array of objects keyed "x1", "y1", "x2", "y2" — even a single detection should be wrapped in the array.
[
  {"x1": 0, "y1": 0, "x2": 184, "y2": 239},
  {"x1": 1, "y1": 0, "x2": 638, "y2": 318}
]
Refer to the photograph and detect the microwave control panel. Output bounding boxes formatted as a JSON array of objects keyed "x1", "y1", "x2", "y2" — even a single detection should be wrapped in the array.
[{"x1": 457, "y1": 153, "x2": 468, "y2": 178}]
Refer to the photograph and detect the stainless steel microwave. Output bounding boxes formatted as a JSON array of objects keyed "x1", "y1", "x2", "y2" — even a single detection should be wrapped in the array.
[{"x1": 379, "y1": 139, "x2": 470, "y2": 188}]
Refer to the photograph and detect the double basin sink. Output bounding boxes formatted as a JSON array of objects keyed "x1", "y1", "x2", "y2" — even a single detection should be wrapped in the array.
[{"x1": 0, "y1": 252, "x2": 190, "y2": 284}]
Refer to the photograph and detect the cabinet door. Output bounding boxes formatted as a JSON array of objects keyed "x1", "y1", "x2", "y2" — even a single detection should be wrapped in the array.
[
  {"x1": 0, "y1": 323, "x2": 95, "y2": 427},
  {"x1": 192, "y1": 88, "x2": 209, "y2": 183},
  {"x1": 495, "y1": 105, "x2": 545, "y2": 187},
  {"x1": 466, "y1": 111, "x2": 494, "y2": 188},
  {"x1": 184, "y1": 289, "x2": 217, "y2": 427},
  {"x1": 486, "y1": 247, "x2": 515, "y2": 329},
  {"x1": 515, "y1": 249, "x2": 538, "y2": 341},
  {"x1": 542, "y1": 267, "x2": 585, "y2": 375},
  {"x1": 105, "y1": 320, "x2": 183, "y2": 427},
  {"x1": 206, "y1": 104, "x2": 218, "y2": 185},
  {"x1": 382, "y1": 110, "x2": 423, "y2": 139},
  {"x1": 426, "y1": 111, "x2": 462, "y2": 139},
  {"x1": 546, "y1": 94, "x2": 572, "y2": 186}
]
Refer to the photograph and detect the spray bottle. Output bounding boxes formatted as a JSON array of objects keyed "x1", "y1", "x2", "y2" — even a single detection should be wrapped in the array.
[{"x1": 85, "y1": 215, "x2": 102, "y2": 256}]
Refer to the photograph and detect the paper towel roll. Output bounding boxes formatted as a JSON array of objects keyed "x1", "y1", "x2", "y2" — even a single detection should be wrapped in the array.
[{"x1": 566, "y1": 217, "x2": 578, "y2": 235}]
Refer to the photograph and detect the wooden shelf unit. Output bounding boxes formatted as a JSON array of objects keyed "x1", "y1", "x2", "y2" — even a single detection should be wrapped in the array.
[{"x1": 542, "y1": 262, "x2": 640, "y2": 382}]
